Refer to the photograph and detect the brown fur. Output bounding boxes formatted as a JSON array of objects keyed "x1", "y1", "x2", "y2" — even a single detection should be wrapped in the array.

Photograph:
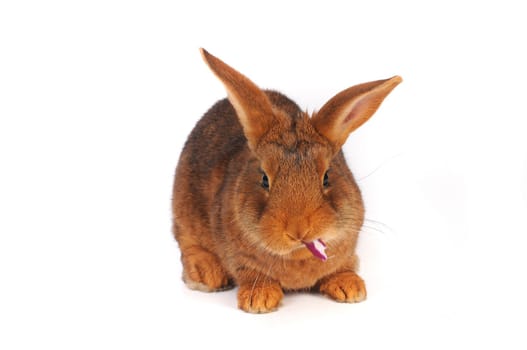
[{"x1": 172, "y1": 49, "x2": 401, "y2": 313}]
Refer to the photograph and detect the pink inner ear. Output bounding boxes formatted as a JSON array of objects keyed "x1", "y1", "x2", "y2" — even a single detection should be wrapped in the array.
[
  {"x1": 342, "y1": 93, "x2": 382, "y2": 130},
  {"x1": 342, "y1": 99, "x2": 366, "y2": 124}
]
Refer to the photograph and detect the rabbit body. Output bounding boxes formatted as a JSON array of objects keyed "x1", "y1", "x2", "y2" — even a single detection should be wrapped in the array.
[{"x1": 173, "y1": 49, "x2": 401, "y2": 313}]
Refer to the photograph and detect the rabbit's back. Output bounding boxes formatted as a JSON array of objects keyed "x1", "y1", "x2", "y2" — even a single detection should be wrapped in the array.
[{"x1": 179, "y1": 91, "x2": 302, "y2": 180}]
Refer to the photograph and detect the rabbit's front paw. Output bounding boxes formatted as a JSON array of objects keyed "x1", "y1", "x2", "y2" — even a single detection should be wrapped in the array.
[
  {"x1": 319, "y1": 271, "x2": 367, "y2": 303},
  {"x1": 237, "y1": 282, "x2": 283, "y2": 313}
]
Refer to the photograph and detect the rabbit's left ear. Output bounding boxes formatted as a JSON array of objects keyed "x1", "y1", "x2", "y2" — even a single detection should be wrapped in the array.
[{"x1": 312, "y1": 76, "x2": 402, "y2": 149}]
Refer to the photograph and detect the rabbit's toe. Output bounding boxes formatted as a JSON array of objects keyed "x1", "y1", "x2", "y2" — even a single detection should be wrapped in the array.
[
  {"x1": 319, "y1": 271, "x2": 367, "y2": 303},
  {"x1": 237, "y1": 282, "x2": 283, "y2": 313},
  {"x1": 182, "y1": 246, "x2": 233, "y2": 292}
]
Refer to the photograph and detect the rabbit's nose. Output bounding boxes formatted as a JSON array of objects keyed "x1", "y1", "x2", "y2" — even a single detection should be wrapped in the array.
[
  {"x1": 284, "y1": 230, "x2": 306, "y2": 242},
  {"x1": 297, "y1": 230, "x2": 311, "y2": 242},
  {"x1": 284, "y1": 219, "x2": 310, "y2": 241}
]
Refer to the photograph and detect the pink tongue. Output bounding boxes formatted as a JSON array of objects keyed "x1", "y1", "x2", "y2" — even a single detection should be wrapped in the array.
[{"x1": 304, "y1": 239, "x2": 327, "y2": 261}]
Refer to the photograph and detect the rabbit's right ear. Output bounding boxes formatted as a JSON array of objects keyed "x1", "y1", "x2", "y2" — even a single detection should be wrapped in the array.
[
  {"x1": 200, "y1": 49, "x2": 278, "y2": 151},
  {"x1": 312, "y1": 76, "x2": 402, "y2": 150}
]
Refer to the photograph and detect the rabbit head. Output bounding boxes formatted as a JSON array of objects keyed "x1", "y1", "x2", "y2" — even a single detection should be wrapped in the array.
[{"x1": 200, "y1": 49, "x2": 401, "y2": 260}]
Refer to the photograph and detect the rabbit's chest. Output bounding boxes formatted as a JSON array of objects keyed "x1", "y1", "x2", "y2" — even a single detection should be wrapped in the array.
[{"x1": 272, "y1": 257, "x2": 341, "y2": 290}]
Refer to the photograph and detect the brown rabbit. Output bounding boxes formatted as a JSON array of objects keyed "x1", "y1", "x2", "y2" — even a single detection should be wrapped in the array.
[{"x1": 172, "y1": 48, "x2": 402, "y2": 313}]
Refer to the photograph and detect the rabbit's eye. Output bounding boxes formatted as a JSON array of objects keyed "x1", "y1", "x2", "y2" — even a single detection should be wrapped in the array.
[
  {"x1": 323, "y1": 171, "x2": 330, "y2": 188},
  {"x1": 261, "y1": 173, "x2": 270, "y2": 190}
]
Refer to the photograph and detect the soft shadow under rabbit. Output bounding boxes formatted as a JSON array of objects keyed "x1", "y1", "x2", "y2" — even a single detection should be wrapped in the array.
[{"x1": 172, "y1": 49, "x2": 401, "y2": 313}]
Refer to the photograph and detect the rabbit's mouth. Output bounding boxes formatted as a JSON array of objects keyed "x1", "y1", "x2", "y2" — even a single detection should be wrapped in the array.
[{"x1": 303, "y1": 239, "x2": 327, "y2": 261}]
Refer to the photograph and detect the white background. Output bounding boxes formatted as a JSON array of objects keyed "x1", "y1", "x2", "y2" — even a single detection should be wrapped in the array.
[{"x1": 1, "y1": 1, "x2": 526, "y2": 349}]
